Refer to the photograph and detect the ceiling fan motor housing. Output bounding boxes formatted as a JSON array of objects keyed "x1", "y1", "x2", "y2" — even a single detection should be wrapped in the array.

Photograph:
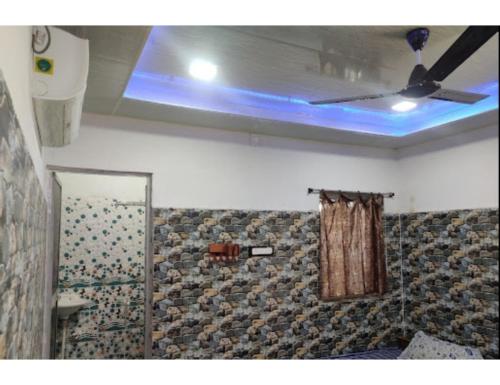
[
  {"x1": 403, "y1": 63, "x2": 441, "y2": 99},
  {"x1": 401, "y1": 81, "x2": 441, "y2": 99},
  {"x1": 408, "y1": 64, "x2": 428, "y2": 86}
]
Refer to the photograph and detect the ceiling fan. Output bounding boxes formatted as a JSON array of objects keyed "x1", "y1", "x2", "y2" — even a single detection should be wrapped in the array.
[{"x1": 309, "y1": 26, "x2": 498, "y2": 106}]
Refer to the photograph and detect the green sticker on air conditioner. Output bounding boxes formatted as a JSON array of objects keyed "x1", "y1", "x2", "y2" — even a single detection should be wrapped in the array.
[{"x1": 34, "y1": 56, "x2": 54, "y2": 75}]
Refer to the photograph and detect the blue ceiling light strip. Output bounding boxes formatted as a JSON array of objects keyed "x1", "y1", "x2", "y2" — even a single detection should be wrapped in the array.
[
  {"x1": 124, "y1": 71, "x2": 498, "y2": 137},
  {"x1": 127, "y1": 70, "x2": 405, "y2": 118},
  {"x1": 124, "y1": 27, "x2": 498, "y2": 137},
  {"x1": 124, "y1": 72, "x2": 400, "y2": 136}
]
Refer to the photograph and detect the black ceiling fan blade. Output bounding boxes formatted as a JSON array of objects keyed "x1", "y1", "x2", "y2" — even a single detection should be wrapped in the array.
[
  {"x1": 425, "y1": 26, "x2": 498, "y2": 82},
  {"x1": 428, "y1": 88, "x2": 489, "y2": 104},
  {"x1": 309, "y1": 92, "x2": 400, "y2": 105}
]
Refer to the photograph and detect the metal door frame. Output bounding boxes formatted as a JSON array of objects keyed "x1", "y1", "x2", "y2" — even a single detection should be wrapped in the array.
[{"x1": 47, "y1": 165, "x2": 154, "y2": 359}]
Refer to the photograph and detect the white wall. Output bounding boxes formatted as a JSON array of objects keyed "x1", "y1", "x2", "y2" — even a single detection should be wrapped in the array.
[
  {"x1": 0, "y1": 26, "x2": 48, "y2": 193},
  {"x1": 396, "y1": 124, "x2": 499, "y2": 213},
  {"x1": 56, "y1": 172, "x2": 147, "y2": 201},
  {"x1": 44, "y1": 113, "x2": 402, "y2": 213},
  {"x1": 44, "y1": 113, "x2": 499, "y2": 215}
]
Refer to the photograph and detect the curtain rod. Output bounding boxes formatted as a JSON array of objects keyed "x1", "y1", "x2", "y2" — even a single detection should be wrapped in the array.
[
  {"x1": 307, "y1": 188, "x2": 395, "y2": 198},
  {"x1": 113, "y1": 201, "x2": 146, "y2": 207}
]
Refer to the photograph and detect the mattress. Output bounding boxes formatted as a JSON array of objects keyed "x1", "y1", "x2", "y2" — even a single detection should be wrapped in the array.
[{"x1": 329, "y1": 347, "x2": 402, "y2": 359}]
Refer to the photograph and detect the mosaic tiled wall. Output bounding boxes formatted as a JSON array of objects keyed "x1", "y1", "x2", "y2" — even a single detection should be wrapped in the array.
[
  {"x1": 0, "y1": 70, "x2": 47, "y2": 359},
  {"x1": 402, "y1": 209, "x2": 499, "y2": 358},
  {"x1": 152, "y1": 209, "x2": 403, "y2": 359},
  {"x1": 57, "y1": 196, "x2": 146, "y2": 359}
]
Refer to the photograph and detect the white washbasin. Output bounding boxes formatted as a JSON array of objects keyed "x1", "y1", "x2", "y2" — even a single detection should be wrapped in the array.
[{"x1": 57, "y1": 292, "x2": 90, "y2": 319}]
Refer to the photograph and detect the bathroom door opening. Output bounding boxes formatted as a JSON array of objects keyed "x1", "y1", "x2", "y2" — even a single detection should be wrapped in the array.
[{"x1": 47, "y1": 166, "x2": 153, "y2": 359}]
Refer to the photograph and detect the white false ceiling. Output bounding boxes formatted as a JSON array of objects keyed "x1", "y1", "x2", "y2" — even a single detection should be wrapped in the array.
[{"x1": 63, "y1": 26, "x2": 499, "y2": 148}]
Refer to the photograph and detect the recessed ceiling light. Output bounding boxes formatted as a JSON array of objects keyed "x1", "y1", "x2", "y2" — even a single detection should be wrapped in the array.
[
  {"x1": 392, "y1": 100, "x2": 417, "y2": 112},
  {"x1": 188, "y1": 59, "x2": 217, "y2": 81}
]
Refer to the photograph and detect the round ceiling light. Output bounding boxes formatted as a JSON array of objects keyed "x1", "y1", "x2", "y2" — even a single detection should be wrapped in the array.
[
  {"x1": 392, "y1": 101, "x2": 417, "y2": 112},
  {"x1": 188, "y1": 59, "x2": 218, "y2": 81}
]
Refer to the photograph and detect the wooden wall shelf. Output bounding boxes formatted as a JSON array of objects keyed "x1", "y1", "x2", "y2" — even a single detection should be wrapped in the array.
[{"x1": 208, "y1": 243, "x2": 240, "y2": 263}]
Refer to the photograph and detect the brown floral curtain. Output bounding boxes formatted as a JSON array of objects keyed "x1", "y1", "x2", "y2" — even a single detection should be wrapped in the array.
[{"x1": 319, "y1": 191, "x2": 387, "y2": 300}]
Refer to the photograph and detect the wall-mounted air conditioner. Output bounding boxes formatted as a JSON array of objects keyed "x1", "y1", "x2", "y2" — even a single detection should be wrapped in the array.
[{"x1": 31, "y1": 26, "x2": 89, "y2": 147}]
